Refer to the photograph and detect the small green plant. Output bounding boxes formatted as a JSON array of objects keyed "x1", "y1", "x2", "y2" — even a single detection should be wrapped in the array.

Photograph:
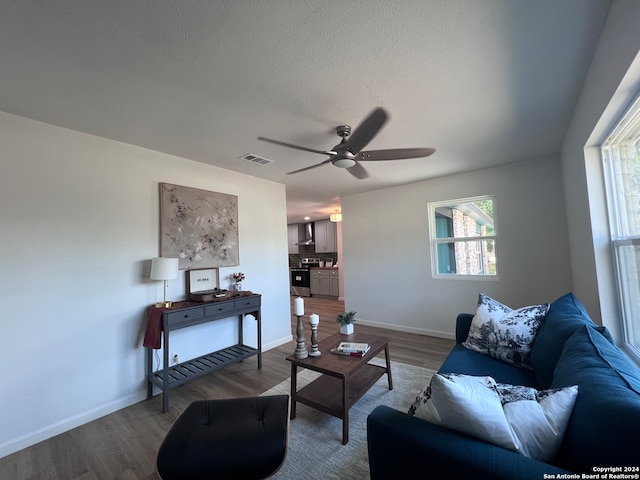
[{"x1": 336, "y1": 311, "x2": 357, "y2": 326}]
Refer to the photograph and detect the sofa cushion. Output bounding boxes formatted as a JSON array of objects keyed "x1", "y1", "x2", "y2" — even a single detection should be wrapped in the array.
[
  {"x1": 455, "y1": 313, "x2": 474, "y2": 344},
  {"x1": 463, "y1": 294, "x2": 549, "y2": 369},
  {"x1": 551, "y1": 324, "x2": 640, "y2": 472},
  {"x1": 439, "y1": 344, "x2": 539, "y2": 388},
  {"x1": 408, "y1": 373, "x2": 578, "y2": 462},
  {"x1": 530, "y1": 293, "x2": 597, "y2": 388}
]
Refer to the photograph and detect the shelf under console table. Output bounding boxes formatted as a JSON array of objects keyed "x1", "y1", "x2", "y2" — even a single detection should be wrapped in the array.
[{"x1": 144, "y1": 293, "x2": 262, "y2": 412}]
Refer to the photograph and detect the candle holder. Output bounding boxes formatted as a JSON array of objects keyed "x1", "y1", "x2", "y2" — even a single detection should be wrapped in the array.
[
  {"x1": 294, "y1": 315, "x2": 308, "y2": 359},
  {"x1": 309, "y1": 317, "x2": 321, "y2": 357}
]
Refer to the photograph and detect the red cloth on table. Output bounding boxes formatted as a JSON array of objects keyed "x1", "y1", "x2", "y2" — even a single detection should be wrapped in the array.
[{"x1": 143, "y1": 306, "x2": 166, "y2": 349}]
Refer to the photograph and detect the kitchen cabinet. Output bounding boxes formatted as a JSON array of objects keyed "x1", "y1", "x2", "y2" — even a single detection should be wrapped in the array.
[
  {"x1": 310, "y1": 268, "x2": 339, "y2": 298},
  {"x1": 287, "y1": 224, "x2": 300, "y2": 254},
  {"x1": 329, "y1": 269, "x2": 339, "y2": 296},
  {"x1": 310, "y1": 269, "x2": 328, "y2": 295},
  {"x1": 314, "y1": 219, "x2": 337, "y2": 253}
]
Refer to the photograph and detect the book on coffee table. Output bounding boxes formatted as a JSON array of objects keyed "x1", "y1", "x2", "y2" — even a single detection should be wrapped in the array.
[{"x1": 331, "y1": 342, "x2": 370, "y2": 356}]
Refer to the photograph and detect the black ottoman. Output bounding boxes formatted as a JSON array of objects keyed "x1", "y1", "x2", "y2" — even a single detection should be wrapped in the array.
[{"x1": 157, "y1": 395, "x2": 290, "y2": 479}]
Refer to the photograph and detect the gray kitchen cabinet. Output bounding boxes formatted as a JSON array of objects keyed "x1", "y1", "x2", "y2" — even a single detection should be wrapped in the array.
[
  {"x1": 309, "y1": 269, "x2": 324, "y2": 295},
  {"x1": 310, "y1": 268, "x2": 339, "y2": 298},
  {"x1": 288, "y1": 223, "x2": 300, "y2": 254},
  {"x1": 329, "y1": 269, "x2": 339, "y2": 296},
  {"x1": 314, "y1": 219, "x2": 337, "y2": 253}
]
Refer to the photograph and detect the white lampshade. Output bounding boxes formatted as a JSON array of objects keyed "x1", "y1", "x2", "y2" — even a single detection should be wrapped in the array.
[
  {"x1": 330, "y1": 212, "x2": 342, "y2": 222},
  {"x1": 150, "y1": 257, "x2": 179, "y2": 280}
]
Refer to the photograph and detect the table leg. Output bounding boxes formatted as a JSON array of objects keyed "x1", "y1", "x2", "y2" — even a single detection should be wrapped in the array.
[
  {"x1": 162, "y1": 390, "x2": 169, "y2": 414},
  {"x1": 256, "y1": 312, "x2": 262, "y2": 369},
  {"x1": 290, "y1": 363, "x2": 297, "y2": 419},
  {"x1": 146, "y1": 347, "x2": 153, "y2": 400},
  {"x1": 385, "y1": 344, "x2": 394, "y2": 390},
  {"x1": 342, "y1": 378, "x2": 349, "y2": 445},
  {"x1": 162, "y1": 327, "x2": 169, "y2": 413}
]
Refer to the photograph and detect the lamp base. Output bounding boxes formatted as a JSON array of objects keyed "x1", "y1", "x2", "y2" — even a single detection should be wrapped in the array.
[{"x1": 155, "y1": 301, "x2": 173, "y2": 308}]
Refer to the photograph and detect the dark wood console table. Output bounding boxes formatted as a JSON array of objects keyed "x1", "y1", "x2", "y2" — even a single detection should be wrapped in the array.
[{"x1": 144, "y1": 293, "x2": 262, "y2": 412}]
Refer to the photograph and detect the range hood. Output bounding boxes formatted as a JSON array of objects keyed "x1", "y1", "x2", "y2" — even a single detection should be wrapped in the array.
[{"x1": 296, "y1": 222, "x2": 315, "y2": 245}]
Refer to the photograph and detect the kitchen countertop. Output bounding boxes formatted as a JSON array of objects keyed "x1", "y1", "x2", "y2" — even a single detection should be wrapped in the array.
[{"x1": 289, "y1": 266, "x2": 338, "y2": 270}]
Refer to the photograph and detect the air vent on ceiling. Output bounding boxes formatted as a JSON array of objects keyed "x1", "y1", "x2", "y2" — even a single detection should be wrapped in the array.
[{"x1": 240, "y1": 153, "x2": 273, "y2": 165}]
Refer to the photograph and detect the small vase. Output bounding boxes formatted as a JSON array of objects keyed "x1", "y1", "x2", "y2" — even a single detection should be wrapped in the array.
[
  {"x1": 340, "y1": 324, "x2": 354, "y2": 335},
  {"x1": 233, "y1": 283, "x2": 242, "y2": 292}
]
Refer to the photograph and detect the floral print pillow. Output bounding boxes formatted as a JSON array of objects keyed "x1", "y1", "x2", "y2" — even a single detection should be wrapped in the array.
[
  {"x1": 408, "y1": 373, "x2": 578, "y2": 462},
  {"x1": 462, "y1": 293, "x2": 549, "y2": 369}
]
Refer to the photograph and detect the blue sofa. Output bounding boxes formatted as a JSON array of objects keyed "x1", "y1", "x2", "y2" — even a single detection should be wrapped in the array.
[{"x1": 367, "y1": 293, "x2": 640, "y2": 479}]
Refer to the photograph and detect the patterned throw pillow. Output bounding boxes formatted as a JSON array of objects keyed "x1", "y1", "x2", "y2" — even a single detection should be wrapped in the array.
[
  {"x1": 463, "y1": 293, "x2": 549, "y2": 369},
  {"x1": 408, "y1": 373, "x2": 578, "y2": 462}
]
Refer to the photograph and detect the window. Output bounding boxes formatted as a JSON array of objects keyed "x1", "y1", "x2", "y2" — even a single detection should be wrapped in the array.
[
  {"x1": 429, "y1": 196, "x2": 497, "y2": 278},
  {"x1": 601, "y1": 94, "x2": 640, "y2": 355}
]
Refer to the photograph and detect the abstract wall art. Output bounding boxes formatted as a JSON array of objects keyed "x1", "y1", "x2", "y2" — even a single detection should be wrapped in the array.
[{"x1": 159, "y1": 183, "x2": 239, "y2": 269}]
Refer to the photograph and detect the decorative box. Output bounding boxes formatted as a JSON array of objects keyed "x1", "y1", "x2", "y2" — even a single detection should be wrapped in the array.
[{"x1": 186, "y1": 268, "x2": 227, "y2": 302}]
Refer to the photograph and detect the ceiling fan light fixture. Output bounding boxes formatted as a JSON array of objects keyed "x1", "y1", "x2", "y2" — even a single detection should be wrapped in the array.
[
  {"x1": 331, "y1": 152, "x2": 356, "y2": 168},
  {"x1": 333, "y1": 158, "x2": 356, "y2": 168}
]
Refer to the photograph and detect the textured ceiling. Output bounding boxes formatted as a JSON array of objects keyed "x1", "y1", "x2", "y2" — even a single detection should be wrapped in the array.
[{"x1": 0, "y1": 1, "x2": 610, "y2": 222}]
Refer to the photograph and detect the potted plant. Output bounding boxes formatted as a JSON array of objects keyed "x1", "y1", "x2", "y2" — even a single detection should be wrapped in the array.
[{"x1": 336, "y1": 311, "x2": 357, "y2": 335}]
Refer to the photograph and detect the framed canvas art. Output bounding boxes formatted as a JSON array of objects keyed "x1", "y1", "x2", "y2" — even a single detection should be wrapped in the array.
[{"x1": 159, "y1": 183, "x2": 239, "y2": 269}]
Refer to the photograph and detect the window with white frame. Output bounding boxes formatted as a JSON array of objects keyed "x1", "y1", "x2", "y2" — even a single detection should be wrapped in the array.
[
  {"x1": 428, "y1": 196, "x2": 497, "y2": 278},
  {"x1": 601, "y1": 94, "x2": 640, "y2": 355}
]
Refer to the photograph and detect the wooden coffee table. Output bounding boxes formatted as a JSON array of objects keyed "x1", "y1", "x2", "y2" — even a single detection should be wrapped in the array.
[{"x1": 286, "y1": 332, "x2": 393, "y2": 444}]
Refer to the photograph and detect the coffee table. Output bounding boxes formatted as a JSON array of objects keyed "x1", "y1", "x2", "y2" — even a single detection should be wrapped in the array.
[{"x1": 286, "y1": 332, "x2": 393, "y2": 444}]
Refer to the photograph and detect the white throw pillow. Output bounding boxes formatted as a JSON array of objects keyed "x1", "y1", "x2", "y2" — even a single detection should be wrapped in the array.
[
  {"x1": 463, "y1": 293, "x2": 549, "y2": 369},
  {"x1": 408, "y1": 373, "x2": 578, "y2": 462}
]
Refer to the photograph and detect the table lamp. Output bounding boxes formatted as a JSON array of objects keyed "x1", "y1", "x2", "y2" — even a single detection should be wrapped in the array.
[{"x1": 150, "y1": 257, "x2": 179, "y2": 308}]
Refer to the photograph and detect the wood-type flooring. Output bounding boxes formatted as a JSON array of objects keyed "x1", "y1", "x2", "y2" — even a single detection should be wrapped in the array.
[{"x1": 0, "y1": 297, "x2": 454, "y2": 480}]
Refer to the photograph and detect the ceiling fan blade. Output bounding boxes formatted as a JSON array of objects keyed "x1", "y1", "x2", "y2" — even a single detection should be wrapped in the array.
[
  {"x1": 356, "y1": 147, "x2": 436, "y2": 161},
  {"x1": 286, "y1": 159, "x2": 332, "y2": 175},
  {"x1": 258, "y1": 136, "x2": 335, "y2": 156},
  {"x1": 343, "y1": 108, "x2": 388, "y2": 153},
  {"x1": 346, "y1": 162, "x2": 369, "y2": 179}
]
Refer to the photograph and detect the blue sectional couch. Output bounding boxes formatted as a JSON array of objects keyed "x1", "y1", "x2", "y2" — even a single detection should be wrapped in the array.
[{"x1": 367, "y1": 293, "x2": 640, "y2": 479}]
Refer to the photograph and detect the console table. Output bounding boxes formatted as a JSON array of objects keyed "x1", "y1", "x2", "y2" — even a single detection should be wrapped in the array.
[{"x1": 144, "y1": 293, "x2": 262, "y2": 412}]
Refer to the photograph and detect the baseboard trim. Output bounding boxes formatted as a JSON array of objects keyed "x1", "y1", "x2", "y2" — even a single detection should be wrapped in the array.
[
  {"x1": 0, "y1": 334, "x2": 295, "y2": 459},
  {"x1": 0, "y1": 391, "x2": 147, "y2": 459},
  {"x1": 356, "y1": 318, "x2": 455, "y2": 341},
  {"x1": 262, "y1": 335, "x2": 293, "y2": 351}
]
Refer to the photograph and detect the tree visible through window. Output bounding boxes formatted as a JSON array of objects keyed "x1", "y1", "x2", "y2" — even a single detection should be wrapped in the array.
[
  {"x1": 601, "y1": 94, "x2": 640, "y2": 355},
  {"x1": 429, "y1": 196, "x2": 497, "y2": 278}
]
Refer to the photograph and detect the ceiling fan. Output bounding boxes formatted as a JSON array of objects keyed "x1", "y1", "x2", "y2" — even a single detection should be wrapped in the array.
[{"x1": 257, "y1": 107, "x2": 435, "y2": 179}]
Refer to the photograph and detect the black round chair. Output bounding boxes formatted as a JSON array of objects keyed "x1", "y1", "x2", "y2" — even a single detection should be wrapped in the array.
[{"x1": 157, "y1": 395, "x2": 290, "y2": 479}]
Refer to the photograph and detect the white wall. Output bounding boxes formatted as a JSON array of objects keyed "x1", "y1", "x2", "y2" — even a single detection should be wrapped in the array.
[
  {"x1": 341, "y1": 155, "x2": 572, "y2": 338},
  {"x1": 561, "y1": 0, "x2": 640, "y2": 330},
  {"x1": 0, "y1": 112, "x2": 292, "y2": 457}
]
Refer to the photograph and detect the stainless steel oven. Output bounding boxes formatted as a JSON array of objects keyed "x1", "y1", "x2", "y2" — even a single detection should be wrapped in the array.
[
  {"x1": 290, "y1": 258, "x2": 321, "y2": 296},
  {"x1": 290, "y1": 268, "x2": 311, "y2": 297}
]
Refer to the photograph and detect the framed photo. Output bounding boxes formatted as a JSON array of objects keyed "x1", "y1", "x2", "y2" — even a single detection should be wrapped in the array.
[{"x1": 159, "y1": 183, "x2": 239, "y2": 269}]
